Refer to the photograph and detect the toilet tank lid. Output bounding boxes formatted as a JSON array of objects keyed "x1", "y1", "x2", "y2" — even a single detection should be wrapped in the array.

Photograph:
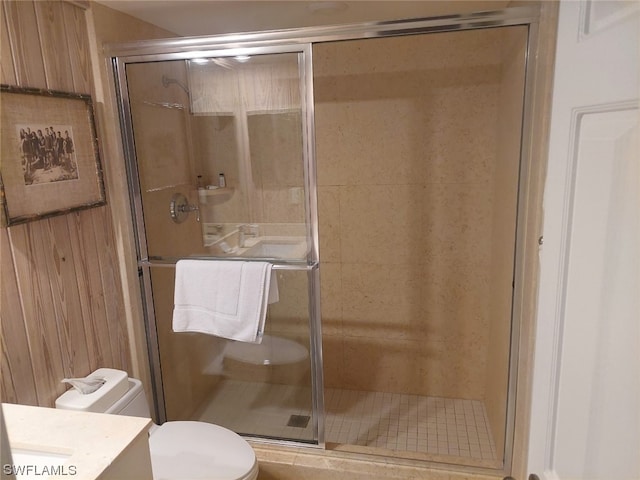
[{"x1": 55, "y1": 368, "x2": 129, "y2": 413}]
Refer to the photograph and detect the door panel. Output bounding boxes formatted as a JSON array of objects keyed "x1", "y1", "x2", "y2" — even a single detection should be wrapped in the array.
[{"x1": 529, "y1": 1, "x2": 639, "y2": 478}]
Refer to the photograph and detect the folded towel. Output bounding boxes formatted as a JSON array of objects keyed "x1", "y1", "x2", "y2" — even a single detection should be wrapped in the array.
[{"x1": 172, "y1": 260, "x2": 278, "y2": 343}]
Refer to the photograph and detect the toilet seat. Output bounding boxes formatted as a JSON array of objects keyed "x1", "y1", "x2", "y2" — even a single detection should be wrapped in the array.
[{"x1": 149, "y1": 421, "x2": 258, "y2": 480}]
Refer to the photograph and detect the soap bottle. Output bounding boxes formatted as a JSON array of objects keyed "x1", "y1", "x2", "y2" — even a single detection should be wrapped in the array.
[
  {"x1": 218, "y1": 173, "x2": 226, "y2": 188},
  {"x1": 196, "y1": 175, "x2": 204, "y2": 189}
]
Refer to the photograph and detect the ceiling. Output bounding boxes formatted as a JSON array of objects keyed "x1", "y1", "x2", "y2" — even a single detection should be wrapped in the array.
[{"x1": 94, "y1": 1, "x2": 510, "y2": 37}]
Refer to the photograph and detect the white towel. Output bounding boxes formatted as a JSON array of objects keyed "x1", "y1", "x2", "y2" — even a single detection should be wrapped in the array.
[{"x1": 172, "y1": 260, "x2": 279, "y2": 343}]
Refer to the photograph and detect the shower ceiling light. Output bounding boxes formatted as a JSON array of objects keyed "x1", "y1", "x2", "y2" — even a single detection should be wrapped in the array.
[
  {"x1": 234, "y1": 55, "x2": 251, "y2": 63},
  {"x1": 190, "y1": 58, "x2": 209, "y2": 64}
]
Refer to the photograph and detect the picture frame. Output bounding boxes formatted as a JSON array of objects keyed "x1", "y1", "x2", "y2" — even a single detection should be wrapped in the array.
[{"x1": 0, "y1": 85, "x2": 106, "y2": 227}]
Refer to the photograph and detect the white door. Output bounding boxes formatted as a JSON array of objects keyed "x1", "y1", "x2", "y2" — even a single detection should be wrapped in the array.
[{"x1": 528, "y1": 1, "x2": 639, "y2": 479}]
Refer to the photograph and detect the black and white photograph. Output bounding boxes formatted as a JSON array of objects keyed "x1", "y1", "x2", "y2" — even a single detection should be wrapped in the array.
[{"x1": 17, "y1": 124, "x2": 78, "y2": 185}]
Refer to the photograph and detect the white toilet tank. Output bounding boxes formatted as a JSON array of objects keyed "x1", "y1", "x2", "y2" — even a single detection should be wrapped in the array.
[
  {"x1": 56, "y1": 368, "x2": 151, "y2": 418},
  {"x1": 105, "y1": 378, "x2": 151, "y2": 417}
]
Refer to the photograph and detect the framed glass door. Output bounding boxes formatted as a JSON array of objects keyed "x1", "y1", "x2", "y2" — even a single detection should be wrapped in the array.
[{"x1": 113, "y1": 44, "x2": 324, "y2": 445}]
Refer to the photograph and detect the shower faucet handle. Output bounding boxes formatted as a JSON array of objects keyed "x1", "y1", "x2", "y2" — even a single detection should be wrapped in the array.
[{"x1": 170, "y1": 193, "x2": 200, "y2": 223}]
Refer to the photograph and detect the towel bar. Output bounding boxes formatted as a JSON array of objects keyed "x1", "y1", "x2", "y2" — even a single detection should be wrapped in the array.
[{"x1": 139, "y1": 258, "x2": 316, "y2": 271}]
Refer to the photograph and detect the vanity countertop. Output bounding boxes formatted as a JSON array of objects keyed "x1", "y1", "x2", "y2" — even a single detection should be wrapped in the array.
[{"x1": 2, "y1": 402, "x2": 153, "y2": 480}]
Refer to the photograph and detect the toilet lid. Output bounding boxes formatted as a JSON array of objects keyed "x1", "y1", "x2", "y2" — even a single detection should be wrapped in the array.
[{"x1": 149, "y1": 421, "x2": 257, "y2": 480}]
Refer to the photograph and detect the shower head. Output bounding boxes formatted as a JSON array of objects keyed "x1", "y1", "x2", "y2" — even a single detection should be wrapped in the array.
[{"x1": 161, "y1": 74, "x2": 189, "y2": 95}]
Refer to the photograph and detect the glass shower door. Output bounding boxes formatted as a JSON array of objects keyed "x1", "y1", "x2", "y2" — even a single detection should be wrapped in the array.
[{"x1": 116, "y1": 46, "x2": 322, "y2": 444}]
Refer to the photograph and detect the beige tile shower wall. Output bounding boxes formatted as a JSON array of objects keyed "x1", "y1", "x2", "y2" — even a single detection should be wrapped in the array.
[
  {"x1": 314, "y1": 29, "x2": 505, "y2": 399},
  {"x1": 483, "y1": 26, "x2": 528, "y2": 457}
]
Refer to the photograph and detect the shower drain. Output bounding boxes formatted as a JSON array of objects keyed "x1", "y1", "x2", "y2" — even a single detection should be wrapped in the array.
[{"x1": 287, "y1": 415, "x2": 310, "y2": 428}]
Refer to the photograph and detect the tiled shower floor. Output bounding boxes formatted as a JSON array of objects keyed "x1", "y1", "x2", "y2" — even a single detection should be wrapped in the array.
[
  {"x1": 325, "y1": 388, "x2": 497, "y2": 461},
  {"x1": 195, "y1": 380, "x2": 496, "y2": 462}
]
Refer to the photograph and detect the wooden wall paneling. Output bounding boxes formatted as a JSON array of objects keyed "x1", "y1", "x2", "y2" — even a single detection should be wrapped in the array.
[
  {"x1": 66, "y1": 211, "x2": 114, "y2": 368},
  {"x1": 0, "y1": 3, "x2": 17, "y2": 85},
  {"x1": 33, "y1": 1, "x2": 75, "y2": 92},
  {"x1": 61, "y1": 0, "x2": 92, "y2": 93},
  {"x1": 64, "y1": 212, "x2": 101, "y2": 372},
  {"x1": 1, "y1": 336, "x2": 17, "y2": 403},
  {"x1": 91, "y1": 206, "x2": 130, "y2": 371},
  {"x1": 1, "y1": 0, "x2": 141, "y2": 407},
  {"x1": 3, "y1": 1, "x2": 46, "y2": 88},
  {"x1": 91, "y1": 208, "x2": 129, "y2": 369},
  {"x1": 23, "y1": 221, "x2": 72, "y2": 404},
  {"x1": 47, "y1": 215, "x2": 91, "y2": 376},
  {"x1": 7, "y1": 223, "x2": 65, "y2": 407},
  {"x1": 0, "y1": 229, "x2": 38, "y2": 405},
  {"x1": 96, "y1": 208, "x2": 128, "y2": 369},
  {"x1": 24, "y1": 220, "x2": 71, "y2": 387}
]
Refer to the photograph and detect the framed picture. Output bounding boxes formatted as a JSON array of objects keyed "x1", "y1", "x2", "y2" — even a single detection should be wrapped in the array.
[{"x1": 0, "y1": 85, "x2": 106, "y2": 227}]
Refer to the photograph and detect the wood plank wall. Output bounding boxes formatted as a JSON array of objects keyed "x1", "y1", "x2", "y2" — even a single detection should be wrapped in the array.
[{"x1": 0, "y1": 0, "x2": 131, "y2": 408}]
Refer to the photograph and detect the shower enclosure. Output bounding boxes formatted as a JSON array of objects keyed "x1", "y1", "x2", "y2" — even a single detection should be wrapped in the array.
[{"x1": 111, "y1": 5, "x2": 538, "y2": 475}]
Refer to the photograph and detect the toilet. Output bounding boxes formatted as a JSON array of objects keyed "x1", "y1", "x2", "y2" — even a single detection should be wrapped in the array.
[{"x1": 55, "y1": 368, "x2": 258, "y2": 480}]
